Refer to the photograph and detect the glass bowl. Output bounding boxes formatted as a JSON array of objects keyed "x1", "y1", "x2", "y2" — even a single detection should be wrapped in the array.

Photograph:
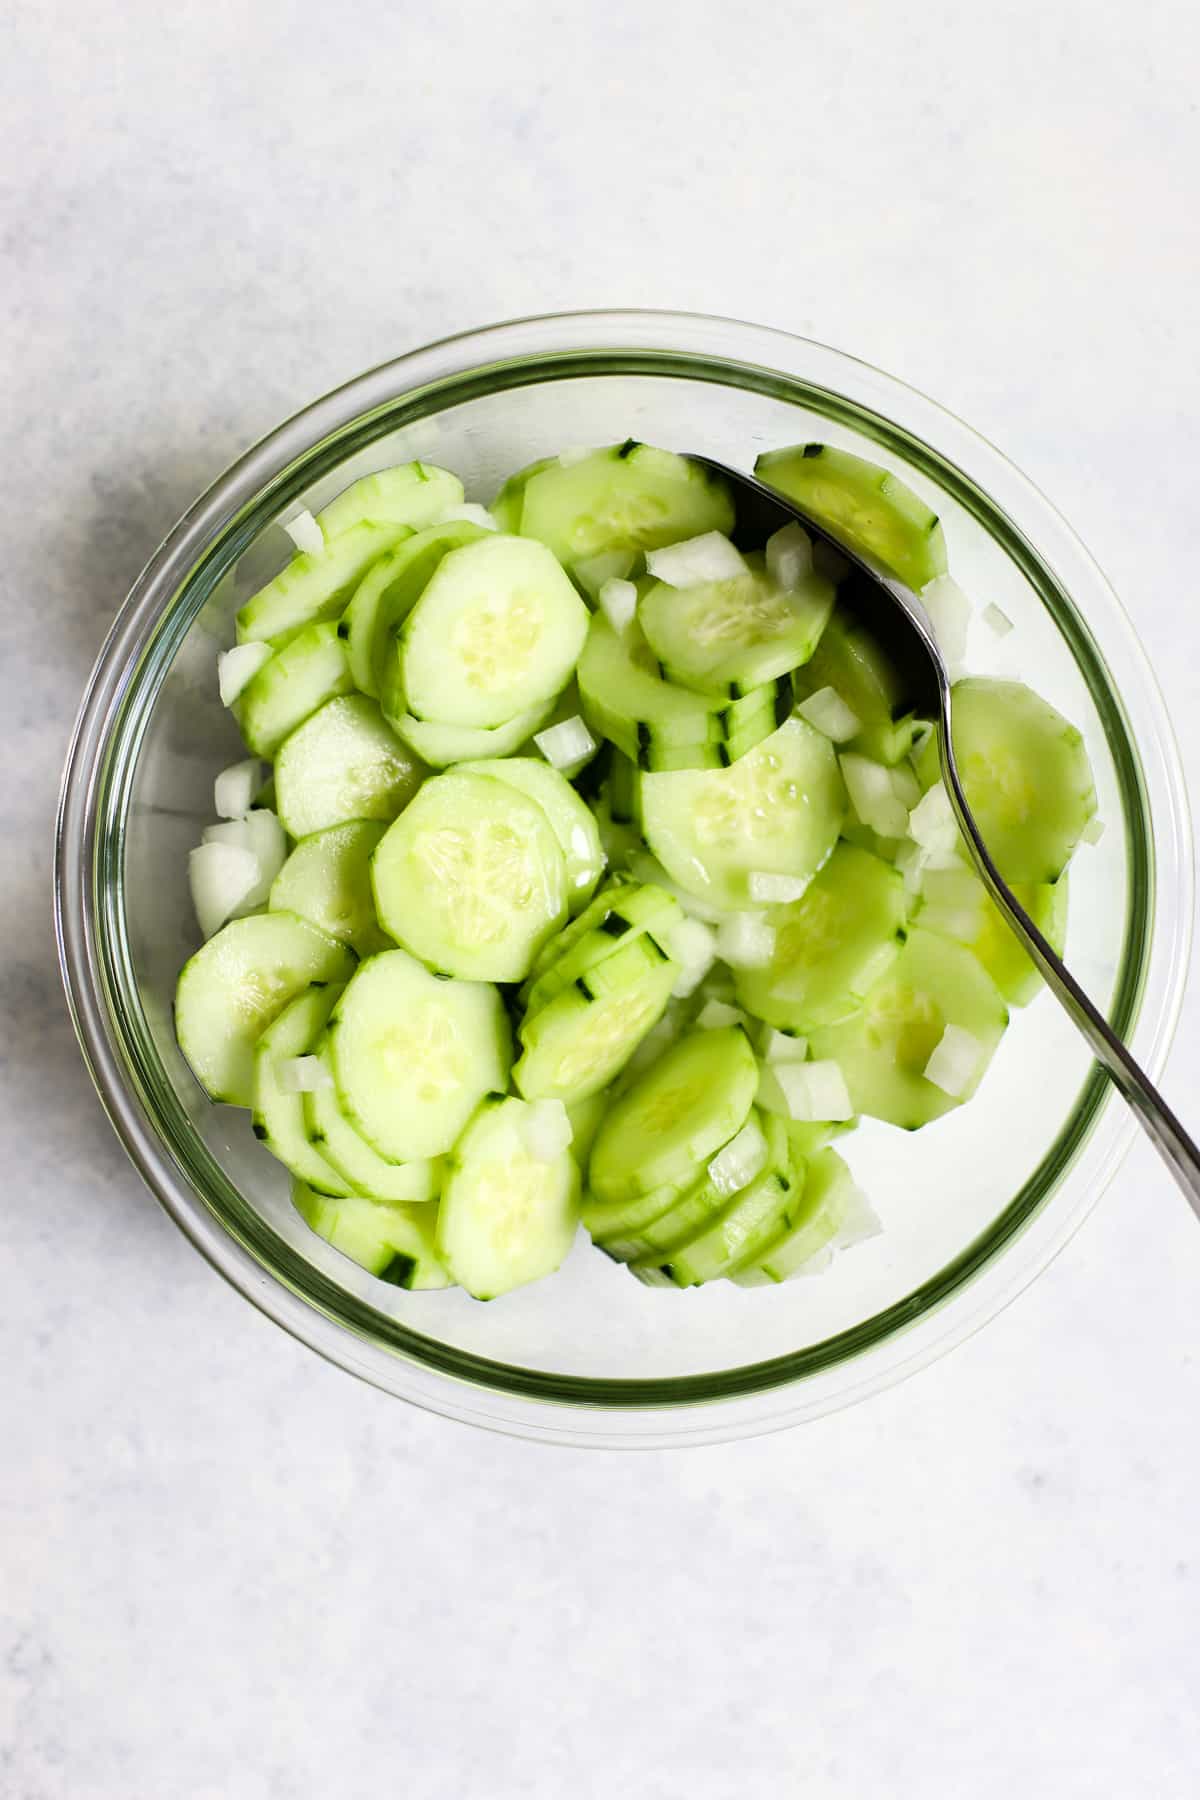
[{"x1": 55, "y1": 311, "x2": 1193, "y2": 1447}]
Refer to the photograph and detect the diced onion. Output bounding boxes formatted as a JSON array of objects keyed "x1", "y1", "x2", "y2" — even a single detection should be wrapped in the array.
[
  {"x1": 281, "y1": 508, "x2": 324, "y2": 557},
  {"x1": 202, "y1": 809, "x2": 286, "y2": 909},
  {"x1": 923, "y1": 1024, "x2": 985, "y2": 1098},
  {"x1": 217, "y1": 642, "x2": 273, "y2": 708},
  {"x1": 894, "y1": 839, "x2": 929, "y2": 898},
  {"x1": 748, "y1": 870, "x2": 810, "y2": 905},
  {"x1": 278, "y1": 1055, "x2": 334, "y2": 1094},
  {"x1": 696, "y1": 997, "x2": 749, "y2": 1031},
  {"x1": 557, "y1": 444, "x2": 599, "y2": 468},
  {"x1": 921, "y1": 574, "x2": 970, "y2": 666},
  {"x1": 840, "y1": 753, "x2": 910, "y2": 838},
  {"x1": 889, "y1": 762, "x2": 922, "y2": 810},
  {"x1": 1081, "y1": 816, "x2": 1106, "y2": 846},
  {"x1": 533, "y1": 715, "x2": 597, "y2": 770},
  {"x1": 795, "y1": 686, "x2": 861, "y2": 744},
  {"x1": 983, "y1": 602, "x2": 1014, "y2": 638},
  {"x1": 765, "y1": 522, "x2": 814, "y2": 590},
  {"x1": 760, "y1": 1026, "x2": 808, "y2": 1063},
  {"x1": 908, "y1": 782, "x2": 960, "y2": 858},
  {"x1": 707, "y1": 1117, "x2": 769, "y2": 1197},
  {"x1": 716, "y1": 913, "x2": 776, "y2": 968},
  {"x1": 770, "y1": 1060, "x2": 854, "y2": 1123},
  {"x1": 659, "y1": 915, "x2": 717, "y2": 997},
  {"x1": 598, "y1": 577, "x2": 638, "y2": 635},
  {"x1": 188, "y1": 841, "x2": 260, "y2": 940},
  {"x1": 835, "y1": 1186, "x2": 882, "y2": 1251},
  {"x1": 521, "y1": 1098, "x2": 572, "y2": 1162},
  {"x1": 435, "y1": 503, "x2": 498, "y2": 531},
  {"x1": 645, "y1": 531, "x2": 747, "y2": 588},
  {"x1": 214, "y1": 758, "x2": 264, "y2": 820}
]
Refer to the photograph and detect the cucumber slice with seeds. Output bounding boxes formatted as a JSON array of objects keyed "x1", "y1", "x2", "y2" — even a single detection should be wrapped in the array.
[
  {"x1": 275, "y1": 695, "x2": 425, "y2": 839},
  {"x1": 435, "y1": 1096, "x2": 581, "y2": 1299},
  {"x1": 292, "y1": 1181, "x2": 451, "y2": 1289},
  {"x1": 341, "y1": 518, "x2": 489, "y2": 698},
  {"x1": 236, "y1": 622, "x2": 354, "y2": 757},
  {"x1": 176, "y1": 912, "x2": 355, "y2": 1107},
  {"x1": 755, "y1": 444, "x2": 948, "y2": 592},
  {"x1": 304, "y1": 1035, "x2": 441, "y2": 1203},
  {"x1": 457, "y1": 757, "x2": 604, "y2": 915},
  {"x1": 315, "y1": 461, "x2": 463, "y2": 540},
  {"x1": 514, "y1": 942, "x2": 678, "y2": 1104},
  {"x1": 515, "y1": 442, "x2": 734, "y2": 571},
  {"x1": 640, "y1": 552, "x2": 835, "y2": 697},
  {"x1": 252, "y1": 985, "x2": 353, "y2": 1195},
  {"x1": 236, "y1": 521, "x2": 414, "y2": 648},
  {"x1": 371, "y1": 770, "x2": 568, "y2": 981},
  {"x1": 269, "y1": 820, "x2": 390, "y2": 955}
]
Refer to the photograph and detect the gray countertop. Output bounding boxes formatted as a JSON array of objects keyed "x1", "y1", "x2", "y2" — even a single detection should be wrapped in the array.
[{"x1": 4, "y1": 2, "x2": 1199, "y2": 1794}]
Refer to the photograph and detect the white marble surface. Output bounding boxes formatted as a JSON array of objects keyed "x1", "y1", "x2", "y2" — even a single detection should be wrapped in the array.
[{"x1": 4, "y1": 1, "x2": 1200, "y2": 1793}]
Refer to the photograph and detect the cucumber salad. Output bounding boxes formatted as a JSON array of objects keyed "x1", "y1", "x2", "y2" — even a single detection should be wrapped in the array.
[{"x1": 176, "y1": 442, "x2": 1099, "y2": 1301}]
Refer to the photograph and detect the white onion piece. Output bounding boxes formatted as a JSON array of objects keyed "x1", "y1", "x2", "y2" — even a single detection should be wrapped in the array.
[
  {"x1": 894, "y1": 839, "x2": 929, "y2": 898},
  {"x1": 795, "y1": 686, "x2": 861, "y2": 744},
  {"x1": 645, "y1": 531, "x2": 747, "y2": 588},
  {"x1": 598, "y1": 576, "x2": 638, "y2": 635},
  {"x1": 921, "y1": 574, "x2": 970, "y2": 666},
  {"x1": 188, "y1": 842, "x2": 260, "y2": 940},
  {"x1": 765, "y1": 522, "x2": 814, "y2": 590},
  {"x1": 840, "y1": 753, "x2": 910, "y2": 838},
  {"x1": 923, "y1": 1024, "x2": 985, "y2": 1098},
  {"x1": 203, "y1": 810, "x2": 286, "y2": 909},
  {"x1": 983, "y1": 602, "x2": 1014, "y2": 638},
  {"x1": 659, "y1": 916, "x2": 717, "y2": 997},
  {"x1": 282, "y1": 508, "x2": 324, "y2": 556},
  {"x1": 748, "y1": 870, "x2": 810, "y2": 906},
  {"x1": 214, "y1": 759, "x2": 264, "y2": 821},
  {"x1": 835, "y1": 1185, "x2": 883, "y2": 1250},
  {"x1": 715, "y1": 913, "x2": 776, "y2": 968},
  {"x1": 772, "y1": 1060, "x2": 854, "y2": 1123},
  {"x1": 760, "y1": 1027, "x2": 808, "y2": 1063},
  {"x1": 533, "y1": 715, "x2": 597, "y2": 771},
  {"x1": 435, "y1": 502, "x2": 498, "y2": 531},
  {"x1": 521, "y1": 1098, "x2": 572, "y2": 1162},
  {"x1": 908, "y1": 782, "x2": 960, "y2": 857},
  {"x1": 278, "y1": 1055, "x2": 334, "y2": 1094},
  {"x1": 217, "y1": 642, "x2": 273, "y2": 708},
  {"x1": 1081, "y1": 816, "x2": 1106, "y2": 845},
  {"x1": 889, "y1": 762, "x2": 922, "y2": 810},
  {"x1": 707, "y1": 1117, "x2": 768, "y2": 1197},
  {"x1": 695, "y1": 997, "x2": 749, "y2": 1031}
]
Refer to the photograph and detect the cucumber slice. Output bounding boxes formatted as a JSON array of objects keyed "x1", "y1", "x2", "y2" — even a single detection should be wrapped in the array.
[
  {"x1": 522, "y1": 883, "x2": 679, "y2": 1014},
  {"x1": 515, "y1": 442, "x2": 735, "y2": 570},
  {"x1": 915, "y1": 678, "x2": 1097, "y2": 882},
  {"x1": 236, "y1": 622, "x2": 354, "y2": 757},
  {"x1": 275, "y1": 695, "x2": 425, "y2": 840},
  {"x1": 610, "y1": 1110, "x2": 789, "y2": 1263},
  {"x1": 639, "y1": 717, "x2": 846, "y2": 911},
  {"x1": 755, "y1": 444, "x2": 948, "y2": 592},
  {"x1": 385, "y1": 701, "x2": 555, "y2": 769},
  {"x1": 176, "y1": 912, "x2": 355, "y2": 1107},
  {"x1": 315, "y1": 461, "x2": 463, "y2": 540},
  {"x1": 809, "y1": 927, "x2": 1008, "y2": 1129},
  {"x1": 268, "y1": 820, "x2": 390, "y2": 954},
  {"x1": 236, "y1": 521, "x2": 412, "y2": 648},
  {"x1": 640, "y1": 552, "x2": 835, "y2": 697},
  {"x1": 399, "y1": 534, "x2": 588, "y2": 730},
  {"x1": 791, "y1": 608, "x2": 920, "y2": 766},
  {"x1": 329, "y1": 949, "x2": 511, "y2": 1159},
  {"x1": 457, "y1": 757, "x2": 605, "y2": 915},
  {"x1": 566, "y1": 1089, "x2": 607, "y2": 1169},
  {"x1": 370, "y1": 770, "x2": 568, "y2": 982},
  {"x1": 582, "y1": 1179, "x2": 694, "y2": 1253},
  {"x1": 587, "y1": 1026, "x2": 758, "y2": 1204},
  {"x1": 525, "y1": 877, "x2": 635, "y2": 986},
  {"x1": 341, "y1": 518, "x2": 488, "y2": 699},
  {"x1": 918, "y1": 867, "x2": 1068, "y2": 1007},
  {"x1": 252, "y1": 985, "x2": 353, "y2": 1195},
  {"x1": 292, "y1": 1181, "x2": 451, "y2": 1289},
  {"x1": 435, "y1": 1096, "x2": 580, "y2": 1299},
  {"x1": 576, "y1": 612, "x2": 750, "y2": 766},
  {"x1": 304, "y1": 1036, "x2": 441, "y2": 1203},
  {"x1": 488, "y1": 454, "x2": 555, "y2": 535},
  {"x1": 733, "y1": 843, "x2": 907, "y2": 1031},
  {"x1": 513, "y1": 942, "x2": 678, "y2": 1104},
  {"x1": 632, "y1": 1160, "x2": 798, "y2": 1288},
  {"x1": 731, "y1": 1147, "x2": 868, "y2": 1284}
]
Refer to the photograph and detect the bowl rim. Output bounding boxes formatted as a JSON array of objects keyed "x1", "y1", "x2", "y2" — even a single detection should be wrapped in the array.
[{"x1": 55, "y1": 308, "x2": 1194, "y2": 1446}]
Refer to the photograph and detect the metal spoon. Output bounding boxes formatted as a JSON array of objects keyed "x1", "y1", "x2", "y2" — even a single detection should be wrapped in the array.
[{"x1": 690, "y1": 455, "x2": 1200, "y2": 1207}]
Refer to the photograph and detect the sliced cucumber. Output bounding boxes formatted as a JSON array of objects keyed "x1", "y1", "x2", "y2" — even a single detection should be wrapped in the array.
[
  {"x1": 384, "y1": 700, "x2": 555, "y2": 769},
  {"x1": 435, "y1": 1096, "x2": 580, "y2": 1299},
  {"x1": 457, "y1": 757, "x2": 605, "y2": 915},
  {"x1": 252, "y1": 985, "x2": 353, "y2": 1195},
  {"x1": 514, "y1": 442, "x2": 735, "y2": 570},
  {"x1": 341, "y1": 518, "x2": 488, "y2": 699},
  {"x1": 587, "y1": 1026, "x2": 758, "y2": 1205},
  {"x1": 399, "y1": 534, "x2": 588, "y2": 730},
  {"x1": 488, "y1": 454, "x2": 555, "y2": 534},
  {"x1": 639, "y1": 552, "x2": 835, "y2": 697},
  {"x1": 314, "y1": 461, "x2": 463, "y2": 540},
  {"x1": 632, "y1": 1158, "x2": 798, "y2": 1288},
  {"x1": 791, "y1": 608, "x2": 920, "y2": 766},
  {"x1": 329, "y1": 949, "x2": 511, "y2": 1159},
  {"x1": 565, "y1": 1089, "x2": 607, "y2": 1169},
  {"x1": 522, "y1": 882, "x2": 678, "y2": 1014},
  {"x1": 513, "y1": 942, "x2": 677, "y2": 1104},
  {"x1": 176, "y1": 912, "x2": 355, "y2": 1106},
  {"x1": 269, "y1": 820, "x2": 390, "y2": 954},
  {"x1": 733, "y1": 843, "x2": 907, "y2": 1031},
  {"x1": 582, "y1": 1179, "x2": 694, "y2": 1252},
  {"x1": 525, "y1": 877, "x2": 635, "y2": 986},
  {"x1": 609, "y1": 1110, "x2": 790, "y2": 1263},
  {"x1": 292, "y1": 1181, "x2": 452, "y2": 1289},
  {"x1": 755, "y1": 444, "x2": 948, "y2": 592},
  {"x1": 236, "y1": 622, "x2": 354, "y2": 757},
  {"x1": 915, "y1": 678, "x2": 1097, "y2": 882},
  {"x1": 918, "y1": 866, "x2": 1068, "y2": 1007},
  {"x1": 236, "y1": 521, "x2": 412, "y2": 648},
  {"x1": 370, "y1": 770, "x2": 567, "y2": 982},
  {"x1": 275, "y1": 695, "x2": 425, "y2": 839},
  {"x1": 304, "y1": 1036, "x2": 441, "y2": 1203},
  {"x1": 731, "y1": 1147, "x2": 868, "y2": 1284},
  {"x1": 639, "y1": 717, "x2": 846, "y2": 911},
  {"x1": 809, "y1": 926, "x2": 1008, "y2": 1129}
]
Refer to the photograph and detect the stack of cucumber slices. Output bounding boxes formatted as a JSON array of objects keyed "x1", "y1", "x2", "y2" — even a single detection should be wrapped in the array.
[{"x1": 177, "y1": 440, "x2": 1099, "y2": 1302}]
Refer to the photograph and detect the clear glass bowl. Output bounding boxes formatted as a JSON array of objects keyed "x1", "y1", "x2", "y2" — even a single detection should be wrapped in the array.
[{"x1": 56, "y1": 311, "x2": 1193, "y2": 1447}]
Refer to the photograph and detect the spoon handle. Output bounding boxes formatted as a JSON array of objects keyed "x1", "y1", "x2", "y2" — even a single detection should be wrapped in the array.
[{"x1": 936, "y1": 715, "x2": 1200, "y2": 1213}]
